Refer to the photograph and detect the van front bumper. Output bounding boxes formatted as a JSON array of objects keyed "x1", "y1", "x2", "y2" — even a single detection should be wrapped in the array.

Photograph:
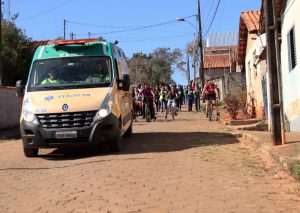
[{"x1": 20, "y1": 114, "x2": 118, "y2": 149}]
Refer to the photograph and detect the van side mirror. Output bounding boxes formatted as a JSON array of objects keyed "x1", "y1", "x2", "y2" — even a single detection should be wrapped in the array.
[
  {"x1": 122, "y1": 74, "x2": 131, "y2": 91},
  {"x1": 16, "y1": 80, "x2": 25, "y2": 97}
]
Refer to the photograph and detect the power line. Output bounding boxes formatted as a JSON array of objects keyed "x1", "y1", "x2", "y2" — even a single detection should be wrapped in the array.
[
  {"x1": 203, "y1": 0, "x2": 216, "y2": 25},
  {"x1": 203, "y1": 0, "x2": 222, "y2": 38},
  {"x1": 118, "y1": 33, "x2": 193, "y2": 43},
  {"x1": 75, "y1": 14, "x2": 196, "y2": 36},
  {"x1": 21, "y1": 0, "x2": 74, "y2": 20},
  {"x1": 67, "y1": 20, "x2": 133, "y2": 29}
]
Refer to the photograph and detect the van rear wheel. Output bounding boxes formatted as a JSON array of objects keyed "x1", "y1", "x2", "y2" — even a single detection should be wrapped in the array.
[
  {"x1": 110, "y1": 123, "x2": 122, "y2": 152},
  {"x1": 23, "y1": 147, "x2": 39, "y2": 157}
]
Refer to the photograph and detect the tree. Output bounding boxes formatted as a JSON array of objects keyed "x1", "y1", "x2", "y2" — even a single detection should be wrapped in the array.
[
  {"x1": 127, "y1": 52, "x2": 152, "y2": 86},
  {"x1": 1, "y1": 19, "x2": 34, "y2": 86},
  {"x1": 127, "y1": 48, "x2": 183, "y2": 86}
]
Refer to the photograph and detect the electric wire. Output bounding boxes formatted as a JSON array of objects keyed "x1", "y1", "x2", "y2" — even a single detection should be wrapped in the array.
[
  {"x1": 74, "y1": 14, "x2": 196, "y2": 36},
  {"x1": 203, "y1": 0, "x2": 222, "y2": 38},
  {"x1": 21, "y1": 0, "x2": 74, "y2": 20},
  {"x1": 203, "y1": 0, "x2": 217, "y2": 25},
  {"x1": 67, "y1": 20, "x2": 133, "y2": 29},
  {"x1": 118, "y1": 33, "x2": 193, "y2": 43}
]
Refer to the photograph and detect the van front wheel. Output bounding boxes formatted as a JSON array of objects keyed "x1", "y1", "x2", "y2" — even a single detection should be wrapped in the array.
[
  {"x1": 110, "y1": 124, "x2": 122, "y2": 152},
  {"x1": 23, "y1": 147, "x2": 39, "y2": 157},
  {"x1": 124, "y1": 123, "x2": 132, "y2": 137}
]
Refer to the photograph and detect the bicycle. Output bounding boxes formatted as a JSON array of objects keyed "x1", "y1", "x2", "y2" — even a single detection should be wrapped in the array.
[
  {"x1": 143, "y1": 97, "x2": 154, "y2": 122},
  {"x1": 206, "y1": 96, "x2": 220, "y2": 121},
  {"x1": 165, "y1": 99, "x2": 177, "y2": 120}
]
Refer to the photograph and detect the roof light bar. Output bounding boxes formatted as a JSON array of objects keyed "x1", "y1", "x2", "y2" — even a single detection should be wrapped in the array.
[{"x1": 48, "y1": 38, "x2": 98, "y2": 45}]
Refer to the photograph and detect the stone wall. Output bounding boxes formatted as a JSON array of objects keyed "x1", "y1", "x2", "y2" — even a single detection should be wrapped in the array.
[
  {"x1": 0, "y1": 87, "x2": 21, "y2": 129},
  {"x1": 225, "y1": 72, "x2": 246, "y2": 95}
]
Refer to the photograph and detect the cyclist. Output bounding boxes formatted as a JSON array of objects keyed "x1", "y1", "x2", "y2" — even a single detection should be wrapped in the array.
[
  {"x1": 165, "y1": 85, "x2": 178, "y2": 119},
  {"x1": 202, "y1": 80, "x2": 220, "y2": 118},
  {"x1": 140, "y1": 83, "x2": 156, "y2": 121}
]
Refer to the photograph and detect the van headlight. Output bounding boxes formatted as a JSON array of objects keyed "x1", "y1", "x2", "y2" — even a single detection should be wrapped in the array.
[
  {"x1": 22, "y1": 99, "x2": 38, "y2": 123},
  {"x1": 95, "y1": 93, "x2": 114, "y2": 120}
]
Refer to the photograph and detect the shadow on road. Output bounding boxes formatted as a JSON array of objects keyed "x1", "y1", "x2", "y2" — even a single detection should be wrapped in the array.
[
  {"x1": 41, "y1": 132, "x2": 240, "y2": 161},
  {"x1": 0, "y1": 127, "x2": 20, "y2": 140}
]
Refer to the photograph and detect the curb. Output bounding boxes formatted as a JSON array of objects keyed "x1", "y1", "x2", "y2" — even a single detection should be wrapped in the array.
[{"x1": 220, "y1": 117, "x2": 300, "y2": 181}]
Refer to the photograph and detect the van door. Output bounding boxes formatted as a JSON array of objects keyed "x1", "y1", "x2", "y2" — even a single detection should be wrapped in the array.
[{"x1": 116, "y1": 59, "x2": 132, "y2": 128}]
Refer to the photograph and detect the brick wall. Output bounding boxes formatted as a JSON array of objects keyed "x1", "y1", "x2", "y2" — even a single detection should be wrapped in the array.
[{"x1": 0, "y1": 87, "x2": 21, "y2": 129}]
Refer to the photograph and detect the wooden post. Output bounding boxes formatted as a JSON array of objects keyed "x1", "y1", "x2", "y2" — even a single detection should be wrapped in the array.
[
  {"x1": 198, "y1": 0, "x2": 205, "y2": 89},
  {"x1": 264, "y1": 0, "x2": 284, "y2": 145},
  {"x1": 0, "y1": 0, "x2": 2, "y2": 85}
]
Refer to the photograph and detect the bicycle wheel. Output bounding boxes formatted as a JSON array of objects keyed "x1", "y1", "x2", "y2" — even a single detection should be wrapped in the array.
[
  {"x1": 145, "y1": 103, "x2": 151, "y2": 122},
  {"x1": 171, "y1": 107, "x2": 175, "y2": 120},
  {"x1": 208, "y1": 102, "x2": 213, "y2": 121}
]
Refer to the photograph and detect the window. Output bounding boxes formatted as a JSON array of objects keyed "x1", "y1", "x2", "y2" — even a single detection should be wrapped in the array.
[
  {"x1": 28, "y1": 57, "x2": 112, "y2": 92},
  {"x1": 287, "y1": 26, "x2": 297, "y2": 71}
]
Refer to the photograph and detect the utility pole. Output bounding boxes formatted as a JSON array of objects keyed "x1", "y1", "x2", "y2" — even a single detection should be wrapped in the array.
[
  {"x1": 193, "y1": 39, "x2": 197, "y2": 83},
  {"x1": 63, "y1": 19, "x2": 66, "y2": 40},
  {"x1": 264, "y1": 0, "x2": 285, "y2": 145},
  {"x1": 229, "y1": 47, "x2": 232, "y2": 73},
  {"x1": 88, "y1": 32, "x2": 91, "y2": 39},
  {"x1": 70, "y1": 32, "x2": 74, "y2": 40},
  {"x1": 187, "y1": 53, "x2": 191, "y2": 84},
  {"x1": 198, "y1": 0, "x2": 205, "y2": 89},
  {"x1": 0, "y1": 0, "x2": 3, "y2": 85}
]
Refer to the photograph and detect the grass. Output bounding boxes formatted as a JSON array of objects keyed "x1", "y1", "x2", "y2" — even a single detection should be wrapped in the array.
[{"x1": 288, "y1": 161, "x2": 300, "y2": 181}]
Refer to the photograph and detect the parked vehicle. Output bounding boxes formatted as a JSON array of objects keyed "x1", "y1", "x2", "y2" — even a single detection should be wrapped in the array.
[{"x1": 16, "y1": 38, "x2": 133, "y2": 157}]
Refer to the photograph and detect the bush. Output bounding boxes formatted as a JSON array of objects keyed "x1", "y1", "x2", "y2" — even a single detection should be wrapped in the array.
[
  {"x1": 224, "y1": 94, "x2": 239, "y2": 119},
  {"x1": 238, "y1": 92, "x2": 248, "y2": 116}
]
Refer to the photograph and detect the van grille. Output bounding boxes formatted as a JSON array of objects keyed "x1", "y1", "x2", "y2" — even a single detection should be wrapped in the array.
[{"x1": 37, "y1": 111, "x2": 97, "y2": 129}]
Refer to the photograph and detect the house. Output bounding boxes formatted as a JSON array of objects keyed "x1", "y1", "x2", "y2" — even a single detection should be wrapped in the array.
[
  {"x1": 203, "y1": 45, "x2": 241, "y2": 100},
  {"x1": 237, "y1": 10, "x2": 269, "y2": 120},
  {"x1": 280, "y1": 0, "x2": 300, "y2": 131},
  {"x1": 259, "y1": 0, "x2": 300, "y2": 132}
]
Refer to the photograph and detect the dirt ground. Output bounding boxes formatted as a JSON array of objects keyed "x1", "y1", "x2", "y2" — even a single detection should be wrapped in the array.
[{"x1": 0, "y1": 107, "x2": 299, "y2": 213}]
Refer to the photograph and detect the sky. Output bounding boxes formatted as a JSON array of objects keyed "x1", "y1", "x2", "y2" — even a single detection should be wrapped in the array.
[{"x1": 3, "y1": 0, "x2": 261, "y2": 85}]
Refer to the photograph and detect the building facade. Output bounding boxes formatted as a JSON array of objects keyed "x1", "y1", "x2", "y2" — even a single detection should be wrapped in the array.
[{"x1": 281, "y1": 0, "x2": 300, "y2": 131}]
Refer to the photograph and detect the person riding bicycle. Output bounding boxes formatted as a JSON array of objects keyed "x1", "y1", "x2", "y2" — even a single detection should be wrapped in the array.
[
  {"x1": 202, "y1": 80, "x2": 220, "y2": 118},
  {"x1": 165, "y1": 85, "x2": 179, "y2": 119},
  {"x1": 140, "y1": 83, "x2": 156, "y2": 121}
]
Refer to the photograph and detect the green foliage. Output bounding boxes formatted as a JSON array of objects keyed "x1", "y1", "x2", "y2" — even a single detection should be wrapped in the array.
[
  {"x1": 224, "y1": 94, "x2": 239, "y2": 119},
  {"x1": 127, "y1": 48, "x2": 182, "y2": 86},
  {"x1": 1, "y1": 19, "x2": 35, "y2": 86},
  {"x1": 288, "y1": 161, "x2": 300, "y2": 181},
  {"x1": 217, "y1": 100, "x2": 224, "y2": 106}
]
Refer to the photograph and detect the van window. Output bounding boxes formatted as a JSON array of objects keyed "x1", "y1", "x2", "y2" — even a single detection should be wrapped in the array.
[{"x1": 28, "y1": 56, "x2": 112, "y2": 91}]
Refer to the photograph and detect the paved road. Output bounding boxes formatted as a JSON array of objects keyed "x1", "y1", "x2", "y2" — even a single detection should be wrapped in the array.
[{"x1": 0, "y1": 109, "x2": 299, "y2": 213}]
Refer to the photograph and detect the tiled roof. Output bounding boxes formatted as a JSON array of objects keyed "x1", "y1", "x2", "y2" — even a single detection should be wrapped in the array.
[
  {"x1": 240, "y1": 11, "x2": 260, "y2": 33},
  {"x1": 32, "y1": 40, "x2": 50, "y2": 50},
  {"x1": 237, "y1": 11, "x2": 261, "y2": 65},
  {"x1": 203, "y1": 46, "x2": 237, "y2": 69}
]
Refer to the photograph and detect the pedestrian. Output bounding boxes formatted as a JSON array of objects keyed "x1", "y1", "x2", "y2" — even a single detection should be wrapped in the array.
[
  {"x1": 194, "y1": 84, "x2": 201, "y2": 112},
  {"x1": 187, "y1": 85, "x2": 194, "y2": 111},
  {"x1": 184, "y1": 86, "x2": 188, "y2": 106},
  {"x1": 154, "y1": 85, "x2": 160, "y2": 112},
  {"x1": 159, "y1": 87, "x2": 167, "y2": 112}
]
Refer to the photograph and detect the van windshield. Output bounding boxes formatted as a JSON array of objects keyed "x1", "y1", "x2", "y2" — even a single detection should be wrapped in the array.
[{"x1": 28, "y1": 56, "x2": 112, "y2": 91}]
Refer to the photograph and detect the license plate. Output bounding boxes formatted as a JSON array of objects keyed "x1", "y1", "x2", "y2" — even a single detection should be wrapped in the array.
[{"x1": 56, "y1": 131, "x2": 77, "y2": 139}]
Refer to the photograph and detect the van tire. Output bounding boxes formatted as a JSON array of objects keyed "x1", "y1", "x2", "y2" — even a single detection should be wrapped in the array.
[
  {"x1": 110, "y1": 123, "x2": 122, "y2": 152},
  {"x1": 124, "y1": 123, "x2": 132, "y2": 137},
  {"x1": 23, "y1": 147, "x2": 39, "y2": 157}
]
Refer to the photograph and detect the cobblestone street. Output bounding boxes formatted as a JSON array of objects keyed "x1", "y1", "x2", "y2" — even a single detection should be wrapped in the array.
[{"x1": 0, "y1": 109, "x2": 300, "y2": 213}]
